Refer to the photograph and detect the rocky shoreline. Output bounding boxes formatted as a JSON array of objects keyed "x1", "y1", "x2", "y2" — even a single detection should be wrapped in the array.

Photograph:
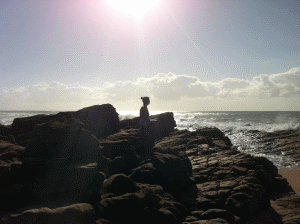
[
  {"x1": 258, "y1": 130, "x2": 300, "y2": 168},
  {"x1": 0, "y1": 104, "x2": 299, "y2": 223}
]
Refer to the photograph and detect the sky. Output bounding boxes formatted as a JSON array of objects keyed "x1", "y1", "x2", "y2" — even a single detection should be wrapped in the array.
[{"x1": 1, "y1": 0, "x2": 300, "y2": 111}]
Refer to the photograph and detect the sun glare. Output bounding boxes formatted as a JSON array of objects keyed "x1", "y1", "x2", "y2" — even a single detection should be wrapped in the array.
[{"x1": 107, "y1": 0, "x2": 160, "y2": 18}]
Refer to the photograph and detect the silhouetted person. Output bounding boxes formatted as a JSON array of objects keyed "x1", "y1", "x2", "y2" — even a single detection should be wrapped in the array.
[
  {"x1": 139, "y1": 97, "x2": 155, "y2": 160},
  {"x1": 140, "y1": 97, "x2": 150, "y2": 132}
]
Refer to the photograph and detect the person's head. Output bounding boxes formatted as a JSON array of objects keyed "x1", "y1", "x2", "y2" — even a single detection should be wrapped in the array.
[{"x1": 141, "y1": 97, "x2": 150, "y2": 106}]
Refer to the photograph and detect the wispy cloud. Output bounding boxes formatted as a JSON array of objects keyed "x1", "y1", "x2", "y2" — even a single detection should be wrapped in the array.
[{"x1": 1, "y1": 68, "x2": 299, "y2": 110}]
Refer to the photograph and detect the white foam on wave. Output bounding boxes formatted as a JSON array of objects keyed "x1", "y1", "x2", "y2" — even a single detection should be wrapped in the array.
[{"x1": 174, "y1": 112, "x2": 300, "y2": 133}]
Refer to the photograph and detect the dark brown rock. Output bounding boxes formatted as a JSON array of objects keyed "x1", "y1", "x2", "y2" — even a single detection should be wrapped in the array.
[
  {"x1": 130, "y1": 151, "x2": 192, "y2": 194},
  {"x1": 101, "y1": 174, "x2": 140, "y2": 199},
  {"x1": 74, "y1": 104, "x2": 119, "y2": 139},
  {"x1": 0, "y1": 141, "x2": 25, "y2": 167},
  {"x1": 1, "y1": 203, "x2": 95, "y2": 224},
  {"x1": 11, "y1": 104, "x2": 120, "y2": 146},
  {"x1": 21, "y1": 118, "x2": 104, "y2": 169},
  {"x1": 99, "y1": 188, "x2": 161, "y2": 223},
  {"x1": 0, "y1": 125, "x2": 15, "y2": 143},
  {"x1": 224, "y1": 192, "x2": 258, "y2": 219},
  {"x1": 200, "y1": 209, "x2": 235, "y2": 223},
  {"x1": 120, "y1": 112, "x2": 176, "y2": 138}
]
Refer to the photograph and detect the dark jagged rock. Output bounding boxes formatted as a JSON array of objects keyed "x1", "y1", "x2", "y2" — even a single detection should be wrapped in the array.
[
  {"x1": 120, "y1": 112, "x2": 176, "y2": 138},
  {"x1": 11, "y1": 104, "x2": 120, "y2": 146},
  {"x1": 74, "y1": 104, "x2": 119, "y2": 139}
]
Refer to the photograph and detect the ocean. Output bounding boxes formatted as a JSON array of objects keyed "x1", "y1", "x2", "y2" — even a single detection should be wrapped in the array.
[{"x1": 1, "y1": 110, "x2": 300, "y2": 170}]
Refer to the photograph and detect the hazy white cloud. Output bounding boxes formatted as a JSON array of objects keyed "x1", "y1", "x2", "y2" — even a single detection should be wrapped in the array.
[{"x1": 1, "y1": 68, "x2": 300, "y2": 111}]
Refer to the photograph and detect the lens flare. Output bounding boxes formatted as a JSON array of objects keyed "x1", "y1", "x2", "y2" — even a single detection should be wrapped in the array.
[{"x1": 107, "y1": 0, "x2": 160, "y2": 18}]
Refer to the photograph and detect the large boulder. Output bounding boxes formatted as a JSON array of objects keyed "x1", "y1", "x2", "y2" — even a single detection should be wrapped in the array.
[
  {"x1": 99, "y1": 129, "x2": 144, "y2": 159},
  {"x1": 21, "y1": 117, "x2": 103, "y2": 168},
  {"x1": 1, "y1": 203, "x2": 95, "y2": 224},
  {"x1": 101, "y1": 174, "x2": 140, "y2": 198},
  {"x1": 11, "y1": 114, "x2": 67, "y2": 137},
  {"x1": 19, "y1": 117, "x2": 108, "y2": 203},
  {"x1": 11, "y1": 104, "x2": 120, "y2": 146},
  {"x1": 74, "y1": 104, "x2": 119, "y2": 139},
  {"x1": 130, "y1": 151, "x2": 192, "y2": 194},
  {"x1": 120, "y1": 112, "x2": 176, "y2": 138}
]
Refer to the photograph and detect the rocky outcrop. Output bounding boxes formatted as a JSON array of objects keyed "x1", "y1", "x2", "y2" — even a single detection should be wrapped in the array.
[
  {"x1": 0, "y1": 106, "x2": 297, "y2": 223},
  {"x1": 144, "y1": 128, "x2": 293, "y2": 223}
]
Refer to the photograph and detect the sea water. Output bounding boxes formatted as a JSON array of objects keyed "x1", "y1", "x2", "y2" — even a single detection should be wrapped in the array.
[{"x1": 1, "y1": 110, "x2": 300, "y2": 169}]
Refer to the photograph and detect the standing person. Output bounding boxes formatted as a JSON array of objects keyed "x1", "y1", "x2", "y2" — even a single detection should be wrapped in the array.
[
  {"x1": 139, "y1": 97, "x2": 150, "y2": 132},
  {"x1": 139, "y1": 97, "x2": 154, "y2": 160}
]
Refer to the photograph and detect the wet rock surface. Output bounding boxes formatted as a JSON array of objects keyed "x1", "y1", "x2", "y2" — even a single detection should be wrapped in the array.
[{"x1": 0, "y1": 105, "x2": 299, "y2": 223}]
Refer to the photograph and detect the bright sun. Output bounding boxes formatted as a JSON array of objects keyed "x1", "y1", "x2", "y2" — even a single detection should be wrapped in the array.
[{"x1": 107, "y1": 0, "x2": 160, "y2": 18}]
